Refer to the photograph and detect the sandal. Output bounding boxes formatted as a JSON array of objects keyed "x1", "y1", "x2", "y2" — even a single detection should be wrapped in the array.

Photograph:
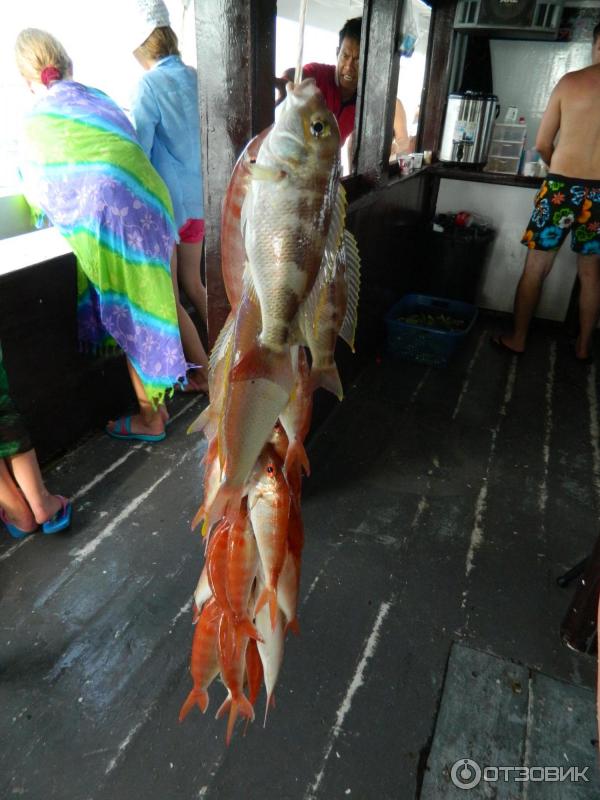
[
  {"x1": 106, "y1": 415, "x2": 166, "y2": 443},
  {"x1": 42, "y1": 495, "x2": 73, "y2": 535},
  {"x1": 0, "y1": 508, "x2": 37, "y2": 540}
]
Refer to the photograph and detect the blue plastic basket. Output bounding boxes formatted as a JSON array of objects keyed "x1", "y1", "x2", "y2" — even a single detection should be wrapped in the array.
[{"x1": 385, "y1": 294, "x2": 478, "y2": 368}]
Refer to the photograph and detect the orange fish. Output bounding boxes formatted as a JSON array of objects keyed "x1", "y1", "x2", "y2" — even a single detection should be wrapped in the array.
[
  {"x1": 225, "y1": 500, "x2": 261, "y2": 650},
  {"x1": 249, "y1": 445, "x2": 291, "y2": 630},
  {"x1": 179, "y1": 598, "x2": 221, "y2": 720},
  {"x1": 215, "y1": 614, "x2": 255, "y2": 744}
]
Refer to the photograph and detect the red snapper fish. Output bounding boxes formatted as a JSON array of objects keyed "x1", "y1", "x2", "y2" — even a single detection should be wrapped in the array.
[{"x1": 221, "y1": 129, "x2": 270, "y2": 309}]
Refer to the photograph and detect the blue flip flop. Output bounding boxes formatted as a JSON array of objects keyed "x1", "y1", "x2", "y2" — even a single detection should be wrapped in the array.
[
  {"x1": 42, "y1": 495, "x2": 73, "y2": 535},
  {"x1": 0, "y1": 509, "x2": 37, "y2": 540},
  {"x1": 106, "y1": 415, "x2": 166, "y2": 443}
]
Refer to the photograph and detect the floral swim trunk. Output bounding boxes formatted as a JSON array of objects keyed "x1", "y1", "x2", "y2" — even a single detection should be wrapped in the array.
[{"x1": 521, "y1": 173, "x2": 600, "y2": 255}]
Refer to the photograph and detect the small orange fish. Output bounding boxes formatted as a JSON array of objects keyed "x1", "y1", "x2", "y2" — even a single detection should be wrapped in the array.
[
  {"x1": 249, "y1": 446, "x2": 291, "y2": 630},
  {"x1": 179, "y1": 598, "x2": 221, "y2": 720},
  {"x1": 215, "y1": 614, "x2": 255, "y2": 745}
]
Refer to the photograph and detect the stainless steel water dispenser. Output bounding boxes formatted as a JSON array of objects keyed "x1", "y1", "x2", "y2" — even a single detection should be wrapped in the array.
[{"x1": 439, "y1": 91, "x2": 499, "y2": 165}]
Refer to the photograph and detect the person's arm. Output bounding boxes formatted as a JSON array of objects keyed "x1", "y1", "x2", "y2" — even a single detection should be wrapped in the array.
[
  {"x1": 391, "y1": 98, "x2": 410, "y2": 156},
  {"x1": 130, "y1": 77, "x2": 160, "y2": 158},
  {"x1": 535, "y1": 80, "x2": 562, "y2": 167}
]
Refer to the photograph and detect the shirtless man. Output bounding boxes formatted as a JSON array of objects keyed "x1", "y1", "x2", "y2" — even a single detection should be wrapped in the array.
[{"x1": 492, "y1": 22, "x2": 600, "y2": 361}]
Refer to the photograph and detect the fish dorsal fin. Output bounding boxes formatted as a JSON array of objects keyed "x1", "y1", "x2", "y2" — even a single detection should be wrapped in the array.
[
  {"x1": 209, "y1": 311, "x2": 235, "y2": 376},
  {"x1": 338, "y1": 229, "x2": 361, "y2": 352},
  {"x1": 296, "y1": 248, "x2": 335, "y2": 345},
  {"x1": 320, "y1": 182, "x2": 347, "y2": 284},
  {"x1": 296, "y1": 182, "x2": 347, "y2": 342}
]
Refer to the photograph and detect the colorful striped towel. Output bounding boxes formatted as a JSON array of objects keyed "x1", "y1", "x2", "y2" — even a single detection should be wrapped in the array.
[{"x1": 20, "y1": 80, "x2": 187, "y2": 406}]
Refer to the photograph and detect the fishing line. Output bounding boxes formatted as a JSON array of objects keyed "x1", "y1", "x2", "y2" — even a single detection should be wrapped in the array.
[{"x1": 294, "y1": 0, "x2": 310, "y2": 84}]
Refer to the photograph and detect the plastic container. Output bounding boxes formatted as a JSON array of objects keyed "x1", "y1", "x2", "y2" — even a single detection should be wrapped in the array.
[
  {"x1": 385, "y1": 293, "x2": 478, "y2": 367},
  {"x1": 491, "y1": 123, "x2": 527, "y2": 142},
  {"x1": 488, "y1": 141, "x2": 524, "y2": 159},
  {"x1": 485, "y1": 155, "x2": 521, "y2": 174}
]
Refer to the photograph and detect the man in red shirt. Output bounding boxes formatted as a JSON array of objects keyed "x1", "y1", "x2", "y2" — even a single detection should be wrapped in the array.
[{"x1": 276, "y1": 17, "x2": 361, "y2": 146}]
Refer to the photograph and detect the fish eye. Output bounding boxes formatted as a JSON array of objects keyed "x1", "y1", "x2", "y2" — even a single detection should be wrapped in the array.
[
  {"x1": 310, "y1": 119, "x2": 329, "y2": 138},
  {"x1": 266, "y1": 464, "x2": 275, "y2": 475}
]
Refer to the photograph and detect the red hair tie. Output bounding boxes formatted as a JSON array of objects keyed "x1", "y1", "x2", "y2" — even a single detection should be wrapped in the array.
[{"x1": 40, "y1": 66, "x2": 61, "y2": 87}]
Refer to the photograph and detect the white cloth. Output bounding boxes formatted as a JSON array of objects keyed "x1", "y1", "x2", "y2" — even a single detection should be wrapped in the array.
[{"x1": 124, "y1": 0, "x2": 171, "y2": 52}]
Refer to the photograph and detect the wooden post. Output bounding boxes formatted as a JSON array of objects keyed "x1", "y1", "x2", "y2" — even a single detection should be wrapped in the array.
[
  {"x1": 420, "y1": 0, "x2": 458, "y2": 157},
  {"x1": 354, "y1": 0, "x2": 404, "y2": 185},
  {"x1": 194, "y1": 0, "x2": 276, "y2": 348}
]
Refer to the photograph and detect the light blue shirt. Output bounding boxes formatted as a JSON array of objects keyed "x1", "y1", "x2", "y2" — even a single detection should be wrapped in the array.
[{"x1": 130, "y1": 55, "x2": 203, "y2": 229}]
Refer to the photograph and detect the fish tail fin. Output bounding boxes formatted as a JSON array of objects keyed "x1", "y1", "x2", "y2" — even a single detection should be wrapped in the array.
[
  {"x1": 229, "y1": 343, "x2": 293, "y2": 394},
  {"x1": 284, "y1": 439, "x2": 310, "y2": 479},
  {"x1": 254, "y1": 587, "x2": 278, "y2": 631},
  {"x1": 191, "y1": 504, "x2": 206, "y2": 531},
  {"x1": 187, "y1": 405, "x2": 212, "y2": 436},
  {"x1": 285, "y1": 617, "x2": 301, "y2": 637},
  {"x1": 263, "y1": 692, "x2": 276, "y2": 727},
  {"x1": 216, "y1": 694, "x2": 254, "y2": 745},
  {"x1": 235, "y1": 618, "x2": 264, "y2": 647},
  {"x1": 206, "y1": 482, "x2": 244, "y2": 528},
  {"x1": 310, "y1": 365, "x2": 343, "y2": 401},
  {"x1": 178, "y1": 688, "x2": 209, "y2": 721}
]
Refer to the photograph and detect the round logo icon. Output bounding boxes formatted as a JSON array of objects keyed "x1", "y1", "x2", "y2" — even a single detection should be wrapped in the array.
[{"x1": 450, "y1": 758, "x2": 482, "y2": 790}]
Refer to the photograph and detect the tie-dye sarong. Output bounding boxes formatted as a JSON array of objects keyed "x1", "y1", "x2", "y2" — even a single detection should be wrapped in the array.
[{"x1": 20, "y1": 81, "x2": 187, "y2": 406}]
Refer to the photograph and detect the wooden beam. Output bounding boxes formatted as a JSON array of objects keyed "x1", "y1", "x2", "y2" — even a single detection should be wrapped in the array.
[
  {"x1": 355, "y1": 0, "x2": 405, "y2": 185},
  {"x1": 420, "y1": 0, "x2": 458, "y2": 157},
  {"x1": 194, "y1": 0, "x2": 276, "y2": 348}
]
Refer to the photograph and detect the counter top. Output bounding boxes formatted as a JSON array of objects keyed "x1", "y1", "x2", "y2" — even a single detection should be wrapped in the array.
[{"x1": 431, "y1": 164, "x2": 541, "y2": 189}]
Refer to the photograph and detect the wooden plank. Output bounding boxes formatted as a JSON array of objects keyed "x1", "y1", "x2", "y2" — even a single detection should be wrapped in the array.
[
  {"x1": 355, "y1": 0, "x2": 405, "y2": 183},
  {"x1": 421, "y1": 643, "x2": 529, "y2": 798},
  {"x1": 194, "y1": 0, "x2": 276, "y2": 348},
  {"x1": 524, "y1": 672, "x2": 599, "y2": 799},
  {"x1": 420, "y1": 0, "x2": 458, "y2": 157}
]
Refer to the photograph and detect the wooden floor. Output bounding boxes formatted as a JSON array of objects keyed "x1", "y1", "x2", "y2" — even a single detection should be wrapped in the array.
[{"x1": 0, "y1": 315, "x2": 598, "y2": 800}]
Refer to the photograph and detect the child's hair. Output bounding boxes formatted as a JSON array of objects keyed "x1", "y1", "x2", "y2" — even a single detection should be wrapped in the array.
[
  {"x1": 15, "y1": 28, "x2": 71, "y2": 84},
  {"x1": 138, "y1": 26, "x2": 180, "y2": 60}
]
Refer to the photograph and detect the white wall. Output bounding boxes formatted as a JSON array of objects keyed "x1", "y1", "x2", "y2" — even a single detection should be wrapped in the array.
[
  {"x1": 436, "y1": 179, "x2": 578, "y2": 321},
  {"x1": 490, "y1": 39, "x2": 591, "y2": 148}
]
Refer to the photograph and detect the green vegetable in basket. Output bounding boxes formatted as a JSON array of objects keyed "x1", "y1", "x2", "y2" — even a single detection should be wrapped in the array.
[{"x1": 396, "y1": 311, "x2": 466, "y2": 331}]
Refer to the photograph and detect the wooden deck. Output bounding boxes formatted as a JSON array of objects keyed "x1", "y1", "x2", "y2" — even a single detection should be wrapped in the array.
[{"x1": 0, "y1": 314, "x2": 598, "y2": 799}]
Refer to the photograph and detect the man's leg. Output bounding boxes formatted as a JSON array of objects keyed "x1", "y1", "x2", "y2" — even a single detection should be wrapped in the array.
[
  {"x1": 500, "y1": 248, "x2": 557, "y2": 353},
  {"x1": 575, "y1": 253, "x2": 600, "y2": 360}
]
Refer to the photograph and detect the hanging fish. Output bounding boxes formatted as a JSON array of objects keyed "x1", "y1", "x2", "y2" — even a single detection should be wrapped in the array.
[
  {"x1": 179, "y1": 598, "x2": 222, "y2": 719},
  {"x1": 231, "y1": 78, "x2": 344, "y2": 387},
  {"x1": 248, "y1": 445, "x2": 291, "y2": 631}
]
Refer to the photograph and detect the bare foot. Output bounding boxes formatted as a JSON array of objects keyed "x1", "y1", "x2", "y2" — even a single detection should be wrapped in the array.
[
  {"x1": 3, "y1": 505, "x2": 37, "y2": 533},
  {"x1": 490, "y1": 334, "x2": 524, "y2": 355},
  {"x1": 31, "y1": 493, "x2": 66, "y2": 527},
  {"x1": 181, "y1": 370, "x2": 209, "y2": 394}
]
